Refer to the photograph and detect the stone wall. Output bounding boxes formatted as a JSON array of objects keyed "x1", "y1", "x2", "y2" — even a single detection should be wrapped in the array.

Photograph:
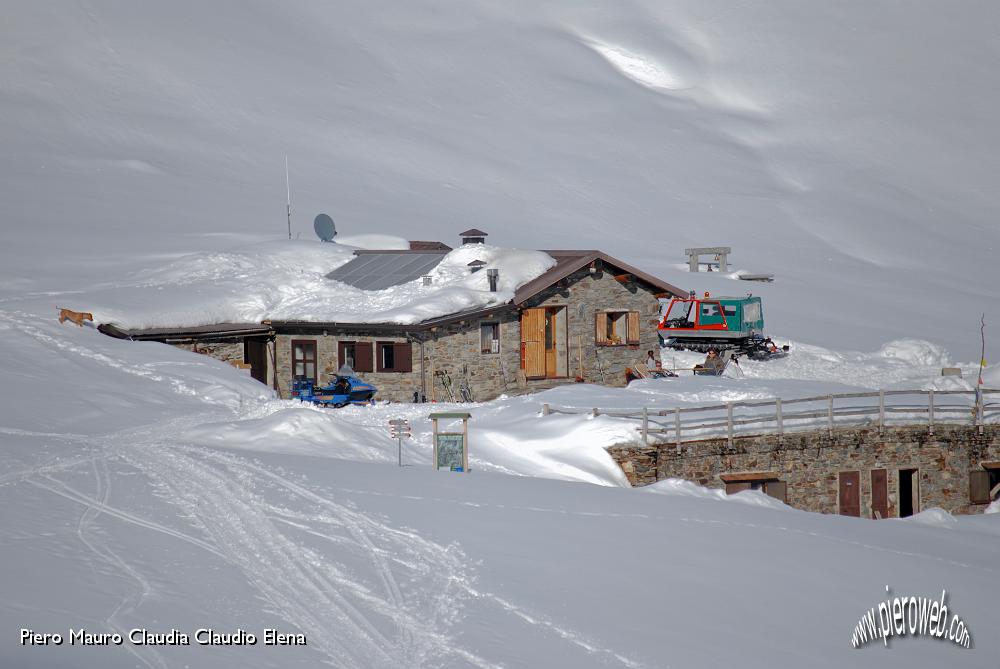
[
  {"x1": 172, "y1": 342, "x2": 245, "y2": 365},
  {"x1": 607, "y1": 425, "x2": 1000, "y2": 516},
  {"x1": 270, "y1": 265, "x2": 665, "y2": 403}
]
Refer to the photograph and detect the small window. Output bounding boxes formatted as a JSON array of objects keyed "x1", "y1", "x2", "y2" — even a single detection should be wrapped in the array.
[
  {"x1": 701, "y1": 303, "x2": 720, "y2": 317},
  {"x1": 291, "y1": 340, "x2": 317, "y2": 383},
  {"x1": 722, "y1": 305, "x2": 737, "y2": 317},
  {"x1": 480, "y1": 322, "x2": 500, "y2": 354},
  {"x1": 724, "y1": 478, "x2": 786, "y2": 503},
  {"x1": 596, "y1": 311, "x2": 639, "y2": 346},
  {"x1": 376, "y1": 341, "x2": 412, "y2": 373}
]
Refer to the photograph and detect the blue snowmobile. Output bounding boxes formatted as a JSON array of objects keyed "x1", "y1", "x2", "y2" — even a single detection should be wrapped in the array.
[{"x1": 291, "y1": 365, "x2": 377, "y2": 408}]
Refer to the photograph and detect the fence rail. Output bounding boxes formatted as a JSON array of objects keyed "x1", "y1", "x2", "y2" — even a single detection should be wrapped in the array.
[{"x1": 541, "y1": 388, "x2": 1000, "y2": 447}]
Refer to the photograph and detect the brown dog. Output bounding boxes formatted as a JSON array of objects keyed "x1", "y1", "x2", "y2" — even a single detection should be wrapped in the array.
[{"x1": 58, "y1": 307, "x2": 94, "y2": 327}]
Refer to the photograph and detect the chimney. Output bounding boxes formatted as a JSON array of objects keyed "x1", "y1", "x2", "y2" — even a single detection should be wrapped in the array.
[
  {"x1": 487, "y1": 268, "x2": 499, "y2": 292},
  {"x1": 460, "y1": 228, "x2": 488, "y2": 245},
  {"x1": 467, "y1": 260, "x2": 486, "y2": 274}
]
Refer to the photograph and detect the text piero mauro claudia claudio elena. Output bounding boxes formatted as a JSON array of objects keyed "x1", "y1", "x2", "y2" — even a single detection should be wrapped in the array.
[{"x1": 21, "y1": 628, "x2": 306, "y2": 647}]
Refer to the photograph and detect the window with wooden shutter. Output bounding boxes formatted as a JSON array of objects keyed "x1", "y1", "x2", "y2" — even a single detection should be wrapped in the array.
[
  {"x1": 339, "y1": 341, "x2": 373, "y2": 372},
  {"x1": 596, "y1": 311, "x2": 634, "y2": 345},
  {"x1": 970, "y1": 470, "x2": 991, "y2": 504},
  {"x1": 376, "y1": 341, "x2": 412, "y2": 372},
  {"x1": 626, "y1": 311, "x2": 640, "y2": 344}
]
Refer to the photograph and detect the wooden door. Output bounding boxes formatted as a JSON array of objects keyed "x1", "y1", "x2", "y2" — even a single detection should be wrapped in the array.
[
  {"x1": 871, "y1": 469, "x2": 888, "y2": 519},
  {"x1": 243, "y1": 339, "x2": 268, "y2": 385},
  {"x1": 544, "y1": 308, "x2": 557, "y2": 377},
  {"x1": 521, "y1": 308, "x2": 546, "y2": 379},
  {"x1": 839, "y1": 471, "x2": 861, "y2": 517}
]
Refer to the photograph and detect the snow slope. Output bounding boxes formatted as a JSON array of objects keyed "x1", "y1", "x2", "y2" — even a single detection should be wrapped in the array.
[
  {"x1": 1, "y1": 305, "x2": 998, "y2": 668},
  {"x1": 1, "y1": 1, "x2": 998, "y2": 358}
]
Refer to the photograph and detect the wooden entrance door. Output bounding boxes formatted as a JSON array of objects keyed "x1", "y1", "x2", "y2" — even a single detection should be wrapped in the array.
[
  {"x1": 244, "y1": 339, "x2": 268, "y2": 385},
  {"x1": 871, "y1": 469, "x2": 888, "y2": 519},
  {"x1": 839, "y1": 471, "x2": 861, "y2": 517},
  {"x1": 521, "y1": 308, "x2": 546, "y2": 379}
]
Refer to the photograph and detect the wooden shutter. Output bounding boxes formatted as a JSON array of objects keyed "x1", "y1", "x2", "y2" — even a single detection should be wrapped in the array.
[
  {"x1": 871, "y1": 469, "x2": 888, "y2": 519},
  {"x1": 764, "y1": 480, "x2": 787, "y2": 503},
  {"x1": 725, "y1": 481, "x2": 751, "y2": 494},
  {"x1": 394, "y1": 343, "x2": 413, "y2": 373},
  {"x1": 626, "y1": 311, "x2": 640, "y2": 344},
  {"x1": 595, "y1": 313, "x2": 609, "y2": 345},
  {"x1": 354, "y1": 342, "x2": 373, "y2": 372},
  {"x1": 521, "y1": 308, "x2": 546, "y2": 378},
  {"x1": 970, "y1": 470, "x2": 991, "y2": 504}
]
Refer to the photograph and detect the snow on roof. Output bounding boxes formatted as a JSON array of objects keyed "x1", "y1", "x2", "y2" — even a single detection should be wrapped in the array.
[{"x1": 90, "y1": 240, "x2": 555, "y2": 330}]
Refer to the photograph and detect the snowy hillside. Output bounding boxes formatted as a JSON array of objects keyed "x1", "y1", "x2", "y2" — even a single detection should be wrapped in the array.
[
  {"x1": 2, "y1": 311, "x2": 998, "y2": 668},
  {"x1": 1, "y1": 1, "x2": 998, "y2": 357},
  {"x1": 2, "y1": 2, "x2": 1000, "y2": 668}
]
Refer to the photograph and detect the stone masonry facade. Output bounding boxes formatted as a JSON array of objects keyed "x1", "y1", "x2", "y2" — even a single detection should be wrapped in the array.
[
  {"x1": 269, "y1": 265, "x2": 664, "y2": 403},
  {"x1": 607, "y1": 425, "x2": 1000, "y2": 516}
]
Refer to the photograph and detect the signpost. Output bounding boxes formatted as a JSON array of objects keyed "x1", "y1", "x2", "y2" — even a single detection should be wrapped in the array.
[
  {"x1": 428, "y1": 412, "x2": 471, "y2": 472},
  {"x1": 388, "y1": 418, "x2": 411, "y2": 467}
]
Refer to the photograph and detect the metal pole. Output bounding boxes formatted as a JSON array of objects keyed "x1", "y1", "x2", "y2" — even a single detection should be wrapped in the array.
[
  {"x1": 978, "y1": 394, "x2": 984, "y2": 435},
  {"x1": 928, "y1": 389, "x2": 934, "y2": 436},
  {"x1": 878, "y1": 390, "x2": 885, "y2": 435},
  {"x1": 674, "y1": 407, "x2": 681, "y2": 448},
  {"x1": 641, "y1": 407, "x2": 649, "y2": 445},
  {"x1": 285, "y1": 155, "x2": 292, "y2": 240},
  {"x1": 398, "y1": 434, "x2": 402, "y2": 467},
  {"x1": 775, "y1": 398, "x2": 783, "y2": 439},
  {"x1": 828, "y1": 395, "x2": 834, "y2": 437},
  {"x1": 727, "y1": 402, "x2": 734, "y2": 447}
]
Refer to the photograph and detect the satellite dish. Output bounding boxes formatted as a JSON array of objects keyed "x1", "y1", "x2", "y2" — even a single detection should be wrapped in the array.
[{"x1": 314, "y1": 214, "x2": 337, "y2": 242}]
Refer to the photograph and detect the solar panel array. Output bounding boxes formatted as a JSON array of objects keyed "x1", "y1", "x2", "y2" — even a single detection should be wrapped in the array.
[{"x1": 325, "y1": 252, "x2": 448, "y2": 290}]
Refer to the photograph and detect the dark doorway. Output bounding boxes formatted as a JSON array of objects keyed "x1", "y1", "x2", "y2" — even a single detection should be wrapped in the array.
[
  {"x1": 244, "y1": 339, "x2": 268, "y2": 385},
  {"x1": 839, "y1": 471, "x2": 860, "y2": 517},
  {"x1": 899, "y1": 469, "x2": 919, "y2": 518},
  {"x1": 871, "y1": 469, "x2": 888, "y2": 519}
]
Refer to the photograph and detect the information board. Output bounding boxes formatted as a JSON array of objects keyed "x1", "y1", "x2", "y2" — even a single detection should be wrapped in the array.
[{"x1": 435, "y1": 433, "x2": 465, "y2": 471}]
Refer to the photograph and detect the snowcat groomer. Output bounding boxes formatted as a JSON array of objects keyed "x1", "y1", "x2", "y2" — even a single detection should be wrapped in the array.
[
  {"x1": 658, "y1": 293, "x2": 788, "y2": 360},
  {"x1": 291, "y1": 365, "x2": 377, "y2": 408}
]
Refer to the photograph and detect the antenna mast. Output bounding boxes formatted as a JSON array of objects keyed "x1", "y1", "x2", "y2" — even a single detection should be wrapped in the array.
[{"x1": 285, "y1": 155, "x2": 292, "y2": 240}]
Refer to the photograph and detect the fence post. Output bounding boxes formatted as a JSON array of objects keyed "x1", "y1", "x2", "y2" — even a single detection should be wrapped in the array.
[
  {"x1": 827, "y1": 395, "x2": 834, "y2": 437},
  {"x1": 542, "y1": 403, "x2": 550, "y2": 416},
  {"x1": 927, "y1": 390, "x2": 934, "y2": 436},
  {"x1": 878, "y1": 390, "x2": 885, "y2": 435},
  {"x1": 775, "y1": 398, "x2": 783, "y2": 440},
  {"x1": 641, "y1": 407, "x2": 649, "y2": 445},
  {"x1": 674, "y1": 407, "x2": 681, "y2": 452},
  {"x1": 727, "y1": 402, "x2": 734, "y2": 447}
]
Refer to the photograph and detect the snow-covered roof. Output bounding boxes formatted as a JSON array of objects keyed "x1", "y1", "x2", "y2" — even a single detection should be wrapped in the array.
[{"x1": 92, "y1": 240, "x2": 684, "y2": 332}]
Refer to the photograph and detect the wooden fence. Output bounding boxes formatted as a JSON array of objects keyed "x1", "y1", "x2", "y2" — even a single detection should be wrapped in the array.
[{"x1": 541, "y1": 388, "x2": 1000, "y2": 446}]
